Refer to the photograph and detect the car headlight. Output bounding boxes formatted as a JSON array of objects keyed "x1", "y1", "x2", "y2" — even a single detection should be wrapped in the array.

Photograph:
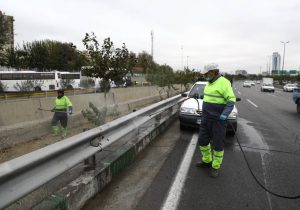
[{"x1": 180, "y1": 107, "x2": 198, "y2": 115}]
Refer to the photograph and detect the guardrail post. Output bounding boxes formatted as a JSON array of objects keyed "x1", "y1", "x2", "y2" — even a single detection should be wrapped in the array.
[
  {"x1": 84, "y1": 156, "x2": 96, "y2": 171},
  {"x1": 5, "y1": 94, "x2": 7, "y2": 101},
  {"x1": 45, "y1": 91, "x2": 48, "y2": 98}
]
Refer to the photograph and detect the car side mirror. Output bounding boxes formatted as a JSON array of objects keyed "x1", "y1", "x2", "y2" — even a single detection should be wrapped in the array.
[
  {"x1": 193, "y1": 93, "x2": 199, "y2": 99},
  {"x1": 181, "y1": 93, "x2": 187, "y2": 97},
  {"x1": 236, "y1": 97, "x2": 241, "y2": 102}
]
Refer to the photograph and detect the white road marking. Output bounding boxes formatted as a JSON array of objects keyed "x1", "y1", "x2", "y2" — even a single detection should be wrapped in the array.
[
  {"x1": 267, "y1": 93, "x2": 276, "y2": 97},
  {"x1": 161, "y1": 133, "x2": 198, "y2": 210},
  {"x1": 238, "y1": 91, "x2": 241, "y2": 95},
  {"x1": 247, "y1": 99, "x2": 258, "y2": 108}
]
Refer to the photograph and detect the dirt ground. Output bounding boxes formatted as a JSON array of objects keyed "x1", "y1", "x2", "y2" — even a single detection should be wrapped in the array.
[
  {"x1": 0, "y1": 121, "x2": 94, "y2": 163},
  {"x1": 0, "y1": 103, "x2": 148, "y2": 163}
]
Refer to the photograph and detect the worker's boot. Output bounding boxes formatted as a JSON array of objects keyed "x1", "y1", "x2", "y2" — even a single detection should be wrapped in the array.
[
  {"x1": 61, "y1": 128, "x2": 68, "y2": 138},
  {"x1": 210, "y1": 150, "x2": 224, "y2": 178},
  {"x1": 210, "y1": 168, "x2": 219, "y2": 178},
  {"x1": 52, "y1": 126, "x2": 60, "y2": 137},
  {"x1": 196, "y1": 161, "x2": 211, "y2": 168},
  {"x1": 197, "y1": 144, "x2": 212, "y2": 168}
]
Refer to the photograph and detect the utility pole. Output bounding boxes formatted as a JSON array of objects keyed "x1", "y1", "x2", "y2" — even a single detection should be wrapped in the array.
[
  {"x1": 151, "y1": 30, "x2": 154, "y2": 60},
  {"x1": 260, "y1": 66, "x2": 262, "y2": 75},
  {"x1": 187, "y1": 56, "x2": 189, "y2": 70},
  {"x1": 281, "y1": 41, "x2": 289, "y2": 75},
  {"x1": 268, "y1": 55, "x2": 271, "y2": 74},
  {"x1": 181, "y1": 46, "x2": 183, "y2": 70}
]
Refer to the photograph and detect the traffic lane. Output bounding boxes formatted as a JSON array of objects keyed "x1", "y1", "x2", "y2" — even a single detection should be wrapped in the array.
[
  {"x1": 178, "y1": 118, "x2": 300, "y2": 210},
  {"x1": 236, "y1": 84, "x2": 300, "y2": 152},
  {"x1": 136, "y1": 124, "x2": 275, "y2": 209},
  {"x1": 234, "y1": 93, "x2": 300, "y2": 208},
  {"x1": 236, "y1": 84, "x2": 300, "y2": 157},
  {"x1": 237, "y1": 83, "x2": 293, "y2": 103},
  {"x1": 179, "y1": 137, "x2": 271, "y2": 210},
  {"x1": 134, "y1": 125, "x2": 193, "y2": 210}
]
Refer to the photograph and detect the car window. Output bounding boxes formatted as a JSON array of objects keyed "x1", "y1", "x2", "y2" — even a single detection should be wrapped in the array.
[{"x1": 188, "y1": 84, "x2": 206, "y2": 98}]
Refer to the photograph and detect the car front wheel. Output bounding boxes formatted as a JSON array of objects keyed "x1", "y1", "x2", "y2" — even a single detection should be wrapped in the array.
[
  {"x1": 227, "y1": 123, "x2": 237, "y2": 135},
  {"x1": 180, "y1": 123, "x2": 186, "y2": 130}
]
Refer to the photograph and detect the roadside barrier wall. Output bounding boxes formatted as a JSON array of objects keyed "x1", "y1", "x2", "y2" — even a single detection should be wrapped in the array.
[{"x1": 0, "y1": 86, "x2": 180, "y2": 149}]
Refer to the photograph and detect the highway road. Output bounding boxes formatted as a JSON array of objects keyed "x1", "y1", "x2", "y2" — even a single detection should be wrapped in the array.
[{"x1": 83, "y1": 82, "x2": 300, "y2": 210}]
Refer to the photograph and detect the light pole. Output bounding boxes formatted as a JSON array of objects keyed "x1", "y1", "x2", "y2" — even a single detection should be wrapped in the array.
[
  {"x1": 181, "y1": 46, "x2": 183, "y2": 70},
  {"x1": 281, "y1": 41, "x2": 289, "y2": 75},
  {"x1": 187, "y1": 56, "x2": 189, "y2": 70}
]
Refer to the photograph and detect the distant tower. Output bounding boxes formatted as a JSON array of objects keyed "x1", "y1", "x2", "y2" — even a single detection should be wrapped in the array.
[
  {"x1": 272, "y1": 52, "x2": 281, "y2": 71},
  {"x1": 151, "y1": 30, "x2": 154, "y2": 60}
]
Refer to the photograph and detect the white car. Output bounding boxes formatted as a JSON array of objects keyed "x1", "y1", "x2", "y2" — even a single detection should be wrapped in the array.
[
  {"x1": 283, "y1": 84, "x2": 297, "y2": 92},
  {"x1": 243, "y1": 81, "x2": 252, "y2": 87},
  {"x1": 261, "y1": 83, "x2": 275, "y2": 92},
  {"x1": 178, "y1": 81, "x2": 238, "y2": 134},
  {"x1": 250, "y1": 81, "x2": 255, "y2": 86}
]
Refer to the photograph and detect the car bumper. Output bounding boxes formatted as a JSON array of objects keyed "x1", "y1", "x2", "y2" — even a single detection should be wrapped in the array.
[
  {"x1": 179, "y1": 113, "x2": 237, "y2": 131},
  {"x1": 262, "y1": 88, "x2": 274, "y2": 92}
]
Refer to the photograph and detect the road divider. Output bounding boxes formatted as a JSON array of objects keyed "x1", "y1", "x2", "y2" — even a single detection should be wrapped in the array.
[{"x1": 0, "y1": 94, "x2": 182, "y2": 210}]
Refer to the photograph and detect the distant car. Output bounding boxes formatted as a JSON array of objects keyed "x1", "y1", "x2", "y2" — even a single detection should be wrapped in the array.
[
  {"x1": 250, "y1": 81, "x2": 255, "y2": 86},
  {"x1": 283, "y1": 84, "x2": 297, "y2": 92},
  {"x1": 256, "y1": 81, "x2": 261, "y2": 84},
  {"x1": 243, "y1": 81, "x2": 252, "y2": 87},
  {"x1": 178, "y1": 81, "x2": 238, "y2": 134},
  {"x1": 261, "y1": 83, "x2": 275, "y2": 92}
]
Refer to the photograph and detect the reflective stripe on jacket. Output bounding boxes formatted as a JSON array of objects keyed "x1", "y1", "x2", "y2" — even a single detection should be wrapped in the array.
[
  {"x1": 54, "y1": 96, "x2": 72, "y2": 110},
  {"x1": 202, "y1": 76, "x2": 236, "y2": 119}
]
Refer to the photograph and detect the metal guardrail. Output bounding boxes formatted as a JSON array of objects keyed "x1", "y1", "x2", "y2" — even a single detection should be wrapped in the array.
[{"x1": 0, "y1": 94, "x2": 182, "y2": 209}]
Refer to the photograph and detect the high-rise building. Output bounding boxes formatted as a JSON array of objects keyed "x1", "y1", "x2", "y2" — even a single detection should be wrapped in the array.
[
  {"x1": 272, "y1": 52, "x2": 281, "y2": 70},
  {"x1": 0, "y1": 11, "x2": 14, "y2": 53}
]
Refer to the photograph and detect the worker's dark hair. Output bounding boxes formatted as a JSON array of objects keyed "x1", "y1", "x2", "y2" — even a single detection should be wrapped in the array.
[{"x1": 58, "y1": 89, "x2": 64, "y2": 93}]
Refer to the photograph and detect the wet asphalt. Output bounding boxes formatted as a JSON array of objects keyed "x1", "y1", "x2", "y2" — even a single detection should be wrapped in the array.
[{"x1": 135, "y1": 82, "x2": 300, "y2": 210}]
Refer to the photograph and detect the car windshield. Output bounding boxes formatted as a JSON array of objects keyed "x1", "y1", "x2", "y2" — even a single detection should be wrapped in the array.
[{"x1": 188, "y1": 84, "x2": 206, "y2": 98}]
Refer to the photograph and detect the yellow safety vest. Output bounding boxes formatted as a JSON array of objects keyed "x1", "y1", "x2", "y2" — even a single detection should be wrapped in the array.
[
  {"x1": 203, "y1": 76, "x2": 236, "y2": 104},
  {"x1": 54, "y1": 96, "x2": 72, "y2": 110}
]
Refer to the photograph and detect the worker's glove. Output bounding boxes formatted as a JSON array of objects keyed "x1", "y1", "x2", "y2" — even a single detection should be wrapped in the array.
[
  {"x1": 68, "y1": 107, "x2": 73, "y2": 115},
  {"x1": 219, "y1": 114, "x2": 227, "y2": 121}
]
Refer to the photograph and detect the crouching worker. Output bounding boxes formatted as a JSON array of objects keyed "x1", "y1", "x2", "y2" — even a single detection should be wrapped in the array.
[{"x1": 51, "y1": 89, "x2": 73, "y2": 138}]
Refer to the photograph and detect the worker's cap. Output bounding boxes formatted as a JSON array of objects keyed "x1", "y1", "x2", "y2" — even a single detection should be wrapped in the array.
[
  {"x1": 202, "y1": 63, "x2": 219, "y2": 74},
  {"x1": 57, "y1": 88, "x2": 64, "y2": 93}
]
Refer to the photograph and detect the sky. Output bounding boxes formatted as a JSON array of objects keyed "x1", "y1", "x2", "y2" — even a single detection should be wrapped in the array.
[{"x1": 1, "y1": 0, "x2": 300, "y2": 74}]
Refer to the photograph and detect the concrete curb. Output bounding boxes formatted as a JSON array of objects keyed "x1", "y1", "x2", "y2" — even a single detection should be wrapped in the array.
[{"x1": 32, "y1": 113, "x2": 178, "y2": 210}]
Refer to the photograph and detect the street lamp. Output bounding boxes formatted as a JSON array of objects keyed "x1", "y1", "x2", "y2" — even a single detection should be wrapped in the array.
[
  {"x1": 187, "y1": 56, "x2": 189, "y2": 70},
  {"x1": 281, "y1": 41, "x2": 289, "y2": 75}
]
